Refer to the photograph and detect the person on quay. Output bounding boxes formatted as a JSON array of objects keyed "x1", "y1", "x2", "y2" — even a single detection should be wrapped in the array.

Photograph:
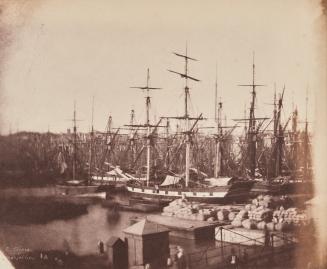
[
  {"x1": 176, "y1": 246, "x2": 187, "y2": 269},
  {"x1": 228, "y1": 248, "x2": 239, "y2": 269}
]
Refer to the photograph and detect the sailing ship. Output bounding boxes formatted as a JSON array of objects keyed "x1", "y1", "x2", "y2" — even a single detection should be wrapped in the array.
[
  {"x1": 231, "y1": 54, "x2": 278, "y2": 195},
  {"x1": 56, "y1": 101, "x2": 99, "y2": 196},
  {"x1": 90, "y1": 111, "x2": 147, "y2": 188},
  {"x1": 233, "y1": 56, "x2": 313, "y2": 196},
  {"x1": 269, "y1": 90, "x2": 314, "y2": 196},
  {"x1": 126, "y1": 48, "x2": 254, "y2": 203}
]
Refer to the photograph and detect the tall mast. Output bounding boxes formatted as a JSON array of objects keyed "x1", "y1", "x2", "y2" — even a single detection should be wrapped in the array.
[
  {"x1": 88, "y1": 96, "x2": 95, "y2": 181},
  {"x1": 105, "y1": 115, "x2": 113, "y2": 168},
  {"x1": 130, "y1": 109, "x2": 135, "y2": 131},
  {"x1": 185, "y1": 44, "x2": 189, "y2": 121},
  {"x1": 243, "y1": 103, "x2": 247, "y2": 136},
  {"x1": 238, "y1": 52, "x2": 265, "y2": 178},
  {"x1": 168, "y1": 45, "x2": 201, "y2": 187},
  {"x1": 218, "y1": 106, "x2": 223, "y2": 137},
  {"x1": 184, "y1": 46, "x2": 190, "y2": 188},
  {"x1": 273, "y1": 84, "x2": 277, "y2": 137},
  {"x1": 73, "y1": 101, "x2": 77, "y2": 181},
  {"x1": 275, "y1": 86, "x2": 285, "y2": 177},
  {"x1": 249, "y1": 53, "x2": 256, "y2": 177},
  {"x1": 129, "y1": 109, "x2": 136, "y2": 165},
  {"x1": 130, "y1": 68, "x2": 162, "y2": 186},
  {"x1": 99, "y1": 114, "x2": 114, "y2": 175},
  {"x1": 215, "y1": 63, "x2": 218, "y2": 123},
  {"x1": 292, "y1": 106, "x2": 298, "y2": 176},
  {"x1": 146, "y1": 69, "x2": 151, "y2": 186},
  {"x1": 107, "y1": 115, "x2": 113, "y2": 150},
  {"x1": 292, "y1": 106, "x2": 298, "y2": 136},
  {"x1": 165, "y1": 118, "x2": 170, "y2": 169},
  {"x1": 304, "y1": 89, "x2": 309, "y2": 180},
  {"x1": 214, "y1": 65, "x2": 223, "y2": 178}
]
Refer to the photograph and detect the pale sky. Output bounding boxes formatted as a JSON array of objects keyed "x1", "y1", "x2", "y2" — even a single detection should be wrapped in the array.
[{"x1": 0, "y1": 0, "x2": 324, "y2": 134}]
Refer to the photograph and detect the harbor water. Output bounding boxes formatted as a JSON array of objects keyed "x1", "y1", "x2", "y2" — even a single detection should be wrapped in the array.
[{"x1": 0, "y1": 187, "x2": 144, "y2": 256}]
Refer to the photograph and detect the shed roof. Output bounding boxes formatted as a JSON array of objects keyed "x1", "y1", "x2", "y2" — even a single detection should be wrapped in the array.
[
  {"x1": 106, "y1": 236, "x2": 124, "y2": 246},
  {"x1": 123, "y1": 219, "x2": 169, "y2": 236}
]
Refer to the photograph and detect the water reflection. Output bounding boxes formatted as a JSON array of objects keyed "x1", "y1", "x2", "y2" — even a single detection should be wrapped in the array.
[
  {"x1": 0, "y1": 188, "x2": 144, "y2": 256},
  {"x1": 0, "y1": 197, "x2": 88, "y2": 225},
  {"x1": 106, "y1": 206, "x2": 121, "y2": 225}
]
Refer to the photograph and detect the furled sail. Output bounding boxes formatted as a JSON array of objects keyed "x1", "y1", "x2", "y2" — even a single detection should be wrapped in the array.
[{"x1": 160, "y1": 175, "x2": 181, "y2": 186}]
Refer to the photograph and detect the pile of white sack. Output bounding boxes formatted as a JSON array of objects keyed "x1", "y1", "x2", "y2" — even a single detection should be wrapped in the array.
[
  {"x1": 161, "y1": 195, "x2": 309, "y2": 229},
  {"x1": 161, "y1": 198, "x2": 241, "y2": 222},
  {"x1": 272, "y1": 207, "x2": 309, "y2": 226},
  {"x1": 229, "y1": 195, "x2": 309, "y2": 231}
]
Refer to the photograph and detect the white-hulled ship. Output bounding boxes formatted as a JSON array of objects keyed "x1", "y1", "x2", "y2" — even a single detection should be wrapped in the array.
[
  {"x1": 126, "y1": 178, "x2": 253, "y2": 203},
  {"x1": 126, "y1": 48, "x2": 254, "y2": 203}
]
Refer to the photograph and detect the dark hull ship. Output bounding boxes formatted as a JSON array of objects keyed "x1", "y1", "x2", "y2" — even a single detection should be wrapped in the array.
[
  {"x1": 56, "y1": 102, "x2": 100, "y2": 196},
  {"x1": 237, "y1": 62, "x2": 313, "y2": 197}
]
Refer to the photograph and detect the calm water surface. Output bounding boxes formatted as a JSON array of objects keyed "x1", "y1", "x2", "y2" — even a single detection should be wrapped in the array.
[{"x1": 0, "y1": 187, "x2": 144, "y2": 255}]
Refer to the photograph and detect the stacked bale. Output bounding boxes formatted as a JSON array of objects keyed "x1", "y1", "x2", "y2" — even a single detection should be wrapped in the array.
[
  {"x1": 231, "y1": 210, "x2": 248, "y2": 227},
  {"x1": 248, "y1": 208, "x2": 273, "y2": 222},
  {"x1": 161, "y1": 198, "x2": 210, "y2": 221},
  {"x1": 293, "y1": 213, "x2": 308, "y2": 225},
  {"x1": 161, "y1": 198, "x2": 241, "y2": 222},
  {"x1": 162, "y1": 199, "x2": 186, "y2": 217},
  {"x1": 241, "y1": 219, "x2": 257, "y2": 229},
  {"x1": 198, "y1": 208, "x2": 216, "y2": 221},
  {"x1": 228, "y1": 211, "x2": 237, "y2": 221},
  {"x1": 243, "y1": 195, "x2": 274, "y2": 230},
  {"x1": 272, "y1": 207, "x2": 308, "y2": 227},
  {"x1": 230, "y1": 194, "x2": 309, "y2": 231},
  {"x1": 245, "y1": 204, "x2": 252, "y2": 211},
  {"x1": 217, "y1": 209, "x2": 230, "y2": 221},
  {"x1": 162, "y1": 195, "x2": 308, "y2": 229}
]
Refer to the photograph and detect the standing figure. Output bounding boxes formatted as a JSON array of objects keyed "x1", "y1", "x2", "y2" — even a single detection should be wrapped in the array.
[
  {"x1": 176, "y1": 246, "x2": 187, "y2": 269},
  {"x1": 98, "y1": 240, "x2": 104, "y2": 254},
  {"x1": 264, "y1": 227, "x2": 271, "y2": 248},
  {"x1": 229, "y1": 248, "x2": 239, "y2": 269}
]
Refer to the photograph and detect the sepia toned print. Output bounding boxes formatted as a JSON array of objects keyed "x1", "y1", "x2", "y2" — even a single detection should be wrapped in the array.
[{"x1": 0, "y1": 0, "x2": 326, "y2": 268}]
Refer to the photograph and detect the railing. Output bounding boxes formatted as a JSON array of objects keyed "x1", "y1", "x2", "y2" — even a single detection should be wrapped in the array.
[
  {"x1": 185, "y1": 229, "x2": 264, "y2": 268},
  {"x1": 180, "y1": 226, "x2": 297, "y2": 269}
]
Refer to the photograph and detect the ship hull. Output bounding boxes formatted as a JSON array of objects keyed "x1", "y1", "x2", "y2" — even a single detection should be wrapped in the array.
[
  {"x1": 250, "y1": 180, "x2": 314, "y2": 197},
  {"x1": 127, "y1": 181, "x2": 254, "y2": 204}
]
